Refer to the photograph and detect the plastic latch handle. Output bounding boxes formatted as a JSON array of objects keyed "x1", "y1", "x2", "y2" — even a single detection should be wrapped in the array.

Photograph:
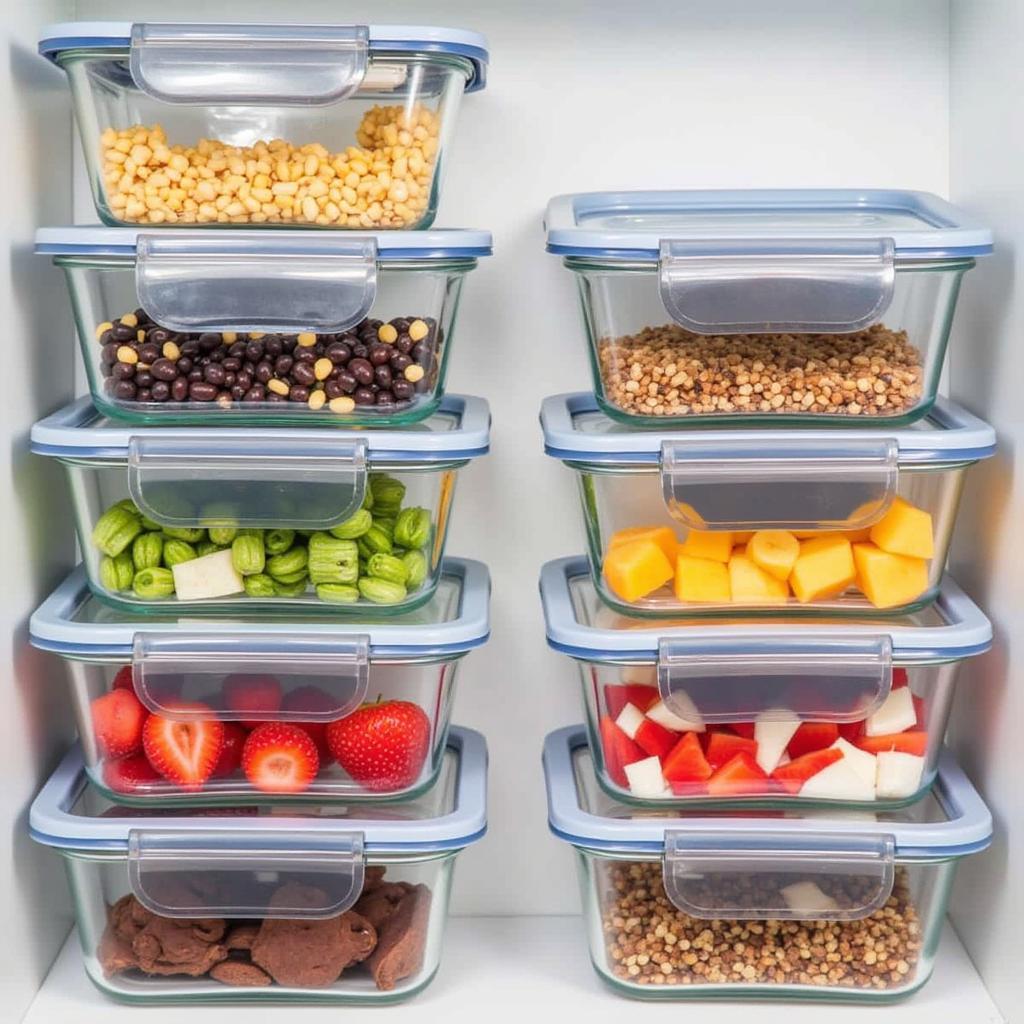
[
  {"x1": 660, "y1": 437, "x2": 899, "y2": 532},
  {"x1": 135, "y1": 233, "x2": 378, "y2": 334},
  {"x1": 127, "y1": 435, "x2": 367, "y2": 530},
  {"x1": 657, "y1": 635, "x2": 892, "y2": 724},
  {"x1": 132, "y1": 632, "x2": 370, "y2": 721},
  {"x1": 130, "y1": 23, "x2": 369, "y2": 105},
  {"x1": 657, "y1": 237, "x2": 896, "y2": 335},
  {"x1": 128, "y1": 828, "x2": 365, "y2": 919},
  {"x1": 663, "y1": 830, "x2": 895, "y2": 922}
]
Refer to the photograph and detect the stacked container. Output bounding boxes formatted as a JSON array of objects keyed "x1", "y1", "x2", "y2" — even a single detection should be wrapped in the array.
[
  {"x1": 29, "y1": 21, "x2": 491, "y2": 1005},
  {"x1": 539, "y1": 189, "x2": 996, "y2": 1000}
]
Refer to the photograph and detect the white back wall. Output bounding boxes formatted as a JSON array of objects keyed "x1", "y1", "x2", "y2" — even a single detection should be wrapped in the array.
[{"x1": 65, "y1": 0, "x2": 952, "y2": 918}]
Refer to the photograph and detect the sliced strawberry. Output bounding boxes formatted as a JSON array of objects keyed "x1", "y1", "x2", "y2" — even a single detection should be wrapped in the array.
[
  {"x1": 223, "y1": 674, "x2": 282, "y2": 729},
  {"x1": 280, "y1": 685, "x2": 339, "y2": 760},
  {"x1": 599, "y1": 715, "x2": 629, "y2": 788},
  {"x1": 772, "y1": 747, "x2": 844, "y2": 794},
  {"x1": 91, "y1": 689, "x2": 147, "y2": 758},
  {"x1": 142, "y1": 705, "x2": 224, "y2": 791},
  {"x1": 787, "y1": 722, "x2": 839, "y2": 759},
  {"x1": 705, "y1": 731, "x2": 758, "y2": 770},
  {"x1": 327, "y1": 700, "x2": 431, "y2": 792},
  {"x1": 242, "y1": 723, "x2": 320, "y2": 794},
  {"x1": 662, "y1": 732, "x2": 712, "y2": 785},
  {"x1": 603, "y1": 683, "x2": 658, "y2": 719},
  {"x1": 111, "y1": 665, "x2": 135, "y2": 692},
  {"x1": 211, "y1": 723, "x2": 247, "y2": 778},
  {"x1": 706, "y1": 752, "x2": 769, "y2": 797},
  {"x1": 855, "y1": 730, "x2": 928, "y2": 757},
  {"x1": 103, "y1": 754, "x2": 161, "y2": 794},
  {"x1": 634, "y1": 717, "x2": 678, "y2": 760}
]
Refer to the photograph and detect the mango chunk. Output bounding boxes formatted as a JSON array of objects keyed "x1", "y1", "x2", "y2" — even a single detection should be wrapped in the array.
[
  {"x1": 790, "y1": 535, "x2": 856, "y2": 603},
  {"x1": 844, "y1": 527, "x2": 873, "y2": 543},
  {"x1": 733, "y1": 531, "x2": 755, "y2": 544},
  {"x1": 675, "y1": 553, "x2": 731, "y2": 603},
  {"x1": 608, "y1": 525, "x2": 679, "y2": 566},
  {"x1": 604, "y1": 538, "x2": 675, "y2": 602},
  {"x1": 869, "y1": 498, "x2": 934, "y2": 559},
  {"x1": 728, "y1": 553, "x2": 789, "y2": 604},
  {"x1": 853, "y1": 542, "x2": 930, "y2": 609},
  {"x1": 748, "y1": 530, "x2": 799, "y2": 581},
  {"x1": 680, "y1": 529, "x2": 734, "y2": 564}
]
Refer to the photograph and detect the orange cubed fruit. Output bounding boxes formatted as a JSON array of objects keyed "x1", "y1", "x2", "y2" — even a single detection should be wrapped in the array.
[
  {"x1": 748, "y1": 530, "x2": 800, "y2": 581},
  {"x1": 728, "y1": 553, "x2": 789, "y2": 604},
  {"x1": 608, "y1": 526, "x2": 679, "y2": 565},
  {"x1": 869, "y1": 498, "x2": 934, "y2": 560},
  {"x1": 790, "y1": 535, "x2": 856, "y2": 603},
  {"x1": 603, "y1": 538, "x2": 675, "y2": 602},
  {"x1": 680, "y1": 529, "x2": 734, "y2": 564},
  {"x1": 852, "y1": 542, "x2": 929, "y2": 609},
  {"x1": 674, "y1": 553, "x2": 731, "y2": 603}
]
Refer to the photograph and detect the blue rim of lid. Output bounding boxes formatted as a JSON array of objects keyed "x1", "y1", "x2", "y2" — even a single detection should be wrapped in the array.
[
  {"x1": 32, "y1": 559, "x2": 490, "y2": 659},
  {"x1": 541, "y1": 393, "x2": 997, "y2": 466},
  {"x1": 31, "y1": 395, "x2": 490, "y2": 462},
  {"x1": 540, "y1": 556, "x2": 993, "y2": 664},
  {"x1": 35, "y1": 226, "x2": 493, "y2": 261},
  {"x1": 31, "y1": 726, "x2": 487, "y2": 853},
  {"x1": 38, "y1": 22, "x2": 489, "y2": 92},
  {"x1": 544, "y1": 190, "x2": 993, "y2": 260},
  {"x1": 543, "y1": 726, "x2": 992, "y2": 858}
]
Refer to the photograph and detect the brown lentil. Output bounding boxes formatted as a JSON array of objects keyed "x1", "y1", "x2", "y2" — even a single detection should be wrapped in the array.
[
  {"x1": 599, "y1": 324, "x2": 924, "y2": 418},
  {"x1": 599, "y1": 861, "x2": 921, "y2": 991}
]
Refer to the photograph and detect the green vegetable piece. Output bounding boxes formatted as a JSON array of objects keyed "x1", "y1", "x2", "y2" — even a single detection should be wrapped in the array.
[
  {"x1": 208, "y1": 525, "x2": 238, "y2": 546},
  {"x1": 394, "y1": 507, "x2": 432, "y2": 550},
  {"x1": 296, "y1": 529, "x2": 316, "y2": 538},
  {"x1": 196, "y1": 540, "x2": 225, "y2": 557},
  {"x1": 139, "y1": 514, "x2": 162, "y2": 532},
  {"x1": 357, "y1": 577, "x2": 407, "y2": 605},
  {"x1": 266, "y1": 546, "x2": 307, "y2": 580},
  {"x1": 231, "y1": 534, "x2": 265, "y2": 576},
  {"x1": 368, "y1": 474, "x2": 406, "y2": 516},
  {"x1": 92, "y1": 504, "x2": 144, "y2": 557},
  {"x1": 235, "y1": 528, "x2": 264, "y2": 539},
  {"x1": 273, "y1": 578, "x2": 309, "y2": 598},
  {"x1": 308, "y1": 533, "x2": 359, "y2": 585},
  {"x1": 357, "y1": 524, "x2": 393, "y2": 560},
  {"x1": 162, "y1": 526, "x2": 206, "y2": 543},
  {"x1": 114, "y1": 499, "x2": 141, "y2": 517},
  {"x1": 271, "y1": 569, "x2": 309, "y2": 586},
  {"x1": 367, "y1": 552, "x2": 410, "y2": 586},
  {"x1": 329, "y1": 508, "x2": 372, "y2": 540},
  {"x1": 360, "y1": 485, "x2": 374, "y2": 512},
  {"x1": 265, "y1": 529, "x2": 295, "y2": 555},
  {"x1": 316, "y1": 583, "x2": 360, "y2": 604},
  {"x1": 100, "y1": 553, "x2": 135, "y2": 592},
  {"x1": 132, "y1": 532, "x2": 163, "y2": 571},
  {"x1": 132, "y1": 566, "x2": 175, "y2": 599},
  {"x1": 243, "y1": 573, "x2": 276, "y2": 598},
  {"x1": 163, "y1": 538, "x2": 197, "y2": 567},
  {"x1": 402, "y1": 549, "x2": 428, "y2": 589}
]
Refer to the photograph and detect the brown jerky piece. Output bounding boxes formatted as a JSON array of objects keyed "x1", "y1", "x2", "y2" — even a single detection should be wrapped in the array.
[
  {"x1": 97, "y1": 925, "x2": 138, "y2": 976},
  {"x1": 224, "y1": 924, "x2": 260, "y2": 951},
  {"x1": 354, "y1": 882, "x2": 414, "y2": 931},
  {"x1": 132, "y1": 914, "x2": 228, "y2": 976},
  {"x1": 366, "y1": 884, "x2": 432, "y2": 992},
  {"x1": 109, "y1": 893, "x2": 153, "y2": 943},
  {"x1": 210, "y1": 959, "x2": 273, "y2": 987},
  {"x1": 363, "y1": 865, "x2": 386, "y2": 892}
]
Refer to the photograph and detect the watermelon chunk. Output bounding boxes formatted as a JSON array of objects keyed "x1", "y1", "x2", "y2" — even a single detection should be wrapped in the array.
[
  {"x1": 855, "y1": 730, "x2": 928, "y2": 757},
  {"x1": 662, "y1": 732, "x2": 712, "y2": 785},
  {"x1": 706, "y1": 752, "x2": 770, "y2": 796},
  {"x1": 599, "y1": 715, "x2": 629, "y2": 788},
  {"x1": 604, "y1": 683, "x2": 658, "y2": 719},
  {"x1": 892, "y1": 667, "x2": 909, "y2": 688},
  {"x1": 787, "y1": 722, "x2": 839, "y2": 759},
  {"x1": 728, "y1": 722, "x2": 756, "y2": 740},
  {"x1": 705, "y1": 731, "x2": 758, "y2": 770},
  {"x1": 772, "y1": 747, "x2": 843, "y2": 794},
  {"x1": 635, "y1": 717, "x2": 679, "y2": 760}
]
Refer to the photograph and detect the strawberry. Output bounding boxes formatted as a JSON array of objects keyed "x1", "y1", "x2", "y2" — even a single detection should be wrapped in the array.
[
  {"x1": 91, "y1": 689, "x2": 147, "y2": 758},
  {"x1": 222, "y1": 673, "x2": 282, "y2": 729},
  {"x1": 242, "y1": 723, "x2": 320, "y2": 794},
  {"x1": 706, "y1": 752, "x2": 769, "y2": 797},
  {"x1": 705, "y1": 731, "x2": 758, "y2": 770},
  {"x1": 142, "y1": 704, "x2": 224, "y2": 791},
  {"x1": 280, "y1": 685, "x2": 339, "y2": 760},
  {"x1": 772, "y1": 747, "x2": 843, "y2": 794},
  {"x1": 111, "y1": 665, "x2": 135, "y2": 692},
  {"x1": 662, "y1": 732, "x2": 712, "y2": 786},
  {"x1": 103, "y1": 754, "x2": 161, "y2": 794},
  {"x1": 787, "y1": 722, "x2": 839, "y2": 759},
  {"x1": 211, "y1": 723, "x2": 248, "y2": 778},
  {"x1": 603, "y1": 683, "x2": 658, "y2": 719},
  {"x1": 327, "y1": 700, "x2": 430, "y2": 792}
]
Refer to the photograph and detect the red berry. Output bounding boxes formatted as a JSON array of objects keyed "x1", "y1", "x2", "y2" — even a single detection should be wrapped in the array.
[
  {"x1": 223, "y1": 674, "x2": 282, "y2": 729},
  {"x1": 111, "y1": 666, "x2": 135, "y2": 692},
  {"x1": 326, "y1": 700, "x2": 431, "y2": 793},
  {"x1": 280, "y1": 685, "x2": 339, "y2": 759},
  {"x1": 241, "y1": 723, "x2": 320, "y2": 794},
  {"x1": 142, "y1": 704, "x2": 224, "y2": 791},
  {"x1": 91, "y1": 689, "x2": 147, "y2": 758},
  {"x1": 103, "y1": 754, "x2": 162, "y2": 794},
  {"x1": 211, "y1": 723, "x2": 248, "y2": 779}
]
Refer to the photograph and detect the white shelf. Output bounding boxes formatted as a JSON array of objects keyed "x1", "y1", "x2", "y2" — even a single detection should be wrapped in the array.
[{"x1": 26, "y1": 916, "x2": 1004, "y2": 1023}]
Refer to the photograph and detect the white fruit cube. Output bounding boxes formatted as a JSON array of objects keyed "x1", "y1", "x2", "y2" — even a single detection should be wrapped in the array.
[
  {"x1": 799, "y1": 757, "x2": 876, "y2": 802},
  {"x1": 620, "y1": 665, "x2": 657, "y2": 687},
  {"x1": 624, "y1": 756, "x2": 669, "y2": 798},
  {"x1": 830, "y1": 738, "x2": 877, "y2": 789},
  {"x1": 615, "y1": 703, "x2": 646, "y2": 741},
  {"x1": 865, "y1": 687, "x2": 916, "y2": 737},
  {"x1": 875, "y1": 752, "x2": 925, "y2": 799},
  {"x1": 780, "y1": 880, "x2": 839, "y2": 914},
  {"x1": 647, "y1": 695, "x2": 706, "y2": 733},
  {"x1": 754, "y1": 714, "x2": 800, "y2": 774},
  {"x1": 171, "y1": 549, "x2": 244, "y2": 600}
]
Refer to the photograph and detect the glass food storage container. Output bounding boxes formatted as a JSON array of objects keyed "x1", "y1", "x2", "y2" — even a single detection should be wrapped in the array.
[
  {"x1": 30, "y1": 558, "x2": 488, "y2": 805},
  {"x1": 39, "y1": 22, "x2": 488, "y2": 231},
  {"x1": 540, "y1": 556, "x2": 990, "y2": 807},
  {"x1": 32, "y1": 394, "x2": 489, "y2": 614},
  {"x1": 541, "y1": 392, "x2": 995, "y2": 617},
  {"x1": 37, "y1": 226, "x2": 491, "y2": 426},
  {"x1": 545, "y1": 190, "x2": 992, "y2": 426},
  {"x1": 544, "y1": 725, "x2": 991, "y2": 1002},
  {"x1": 30, "y1": 727, "x2": 487, "y2": 1004}
]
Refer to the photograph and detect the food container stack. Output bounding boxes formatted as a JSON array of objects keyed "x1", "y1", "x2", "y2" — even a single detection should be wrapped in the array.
[
  {"x1": 28, "y1": 20, "x2": 491, "y2": 1005},
  {"x1": 539, "y1": 189, "x2": 996, "y2": 1000}
]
